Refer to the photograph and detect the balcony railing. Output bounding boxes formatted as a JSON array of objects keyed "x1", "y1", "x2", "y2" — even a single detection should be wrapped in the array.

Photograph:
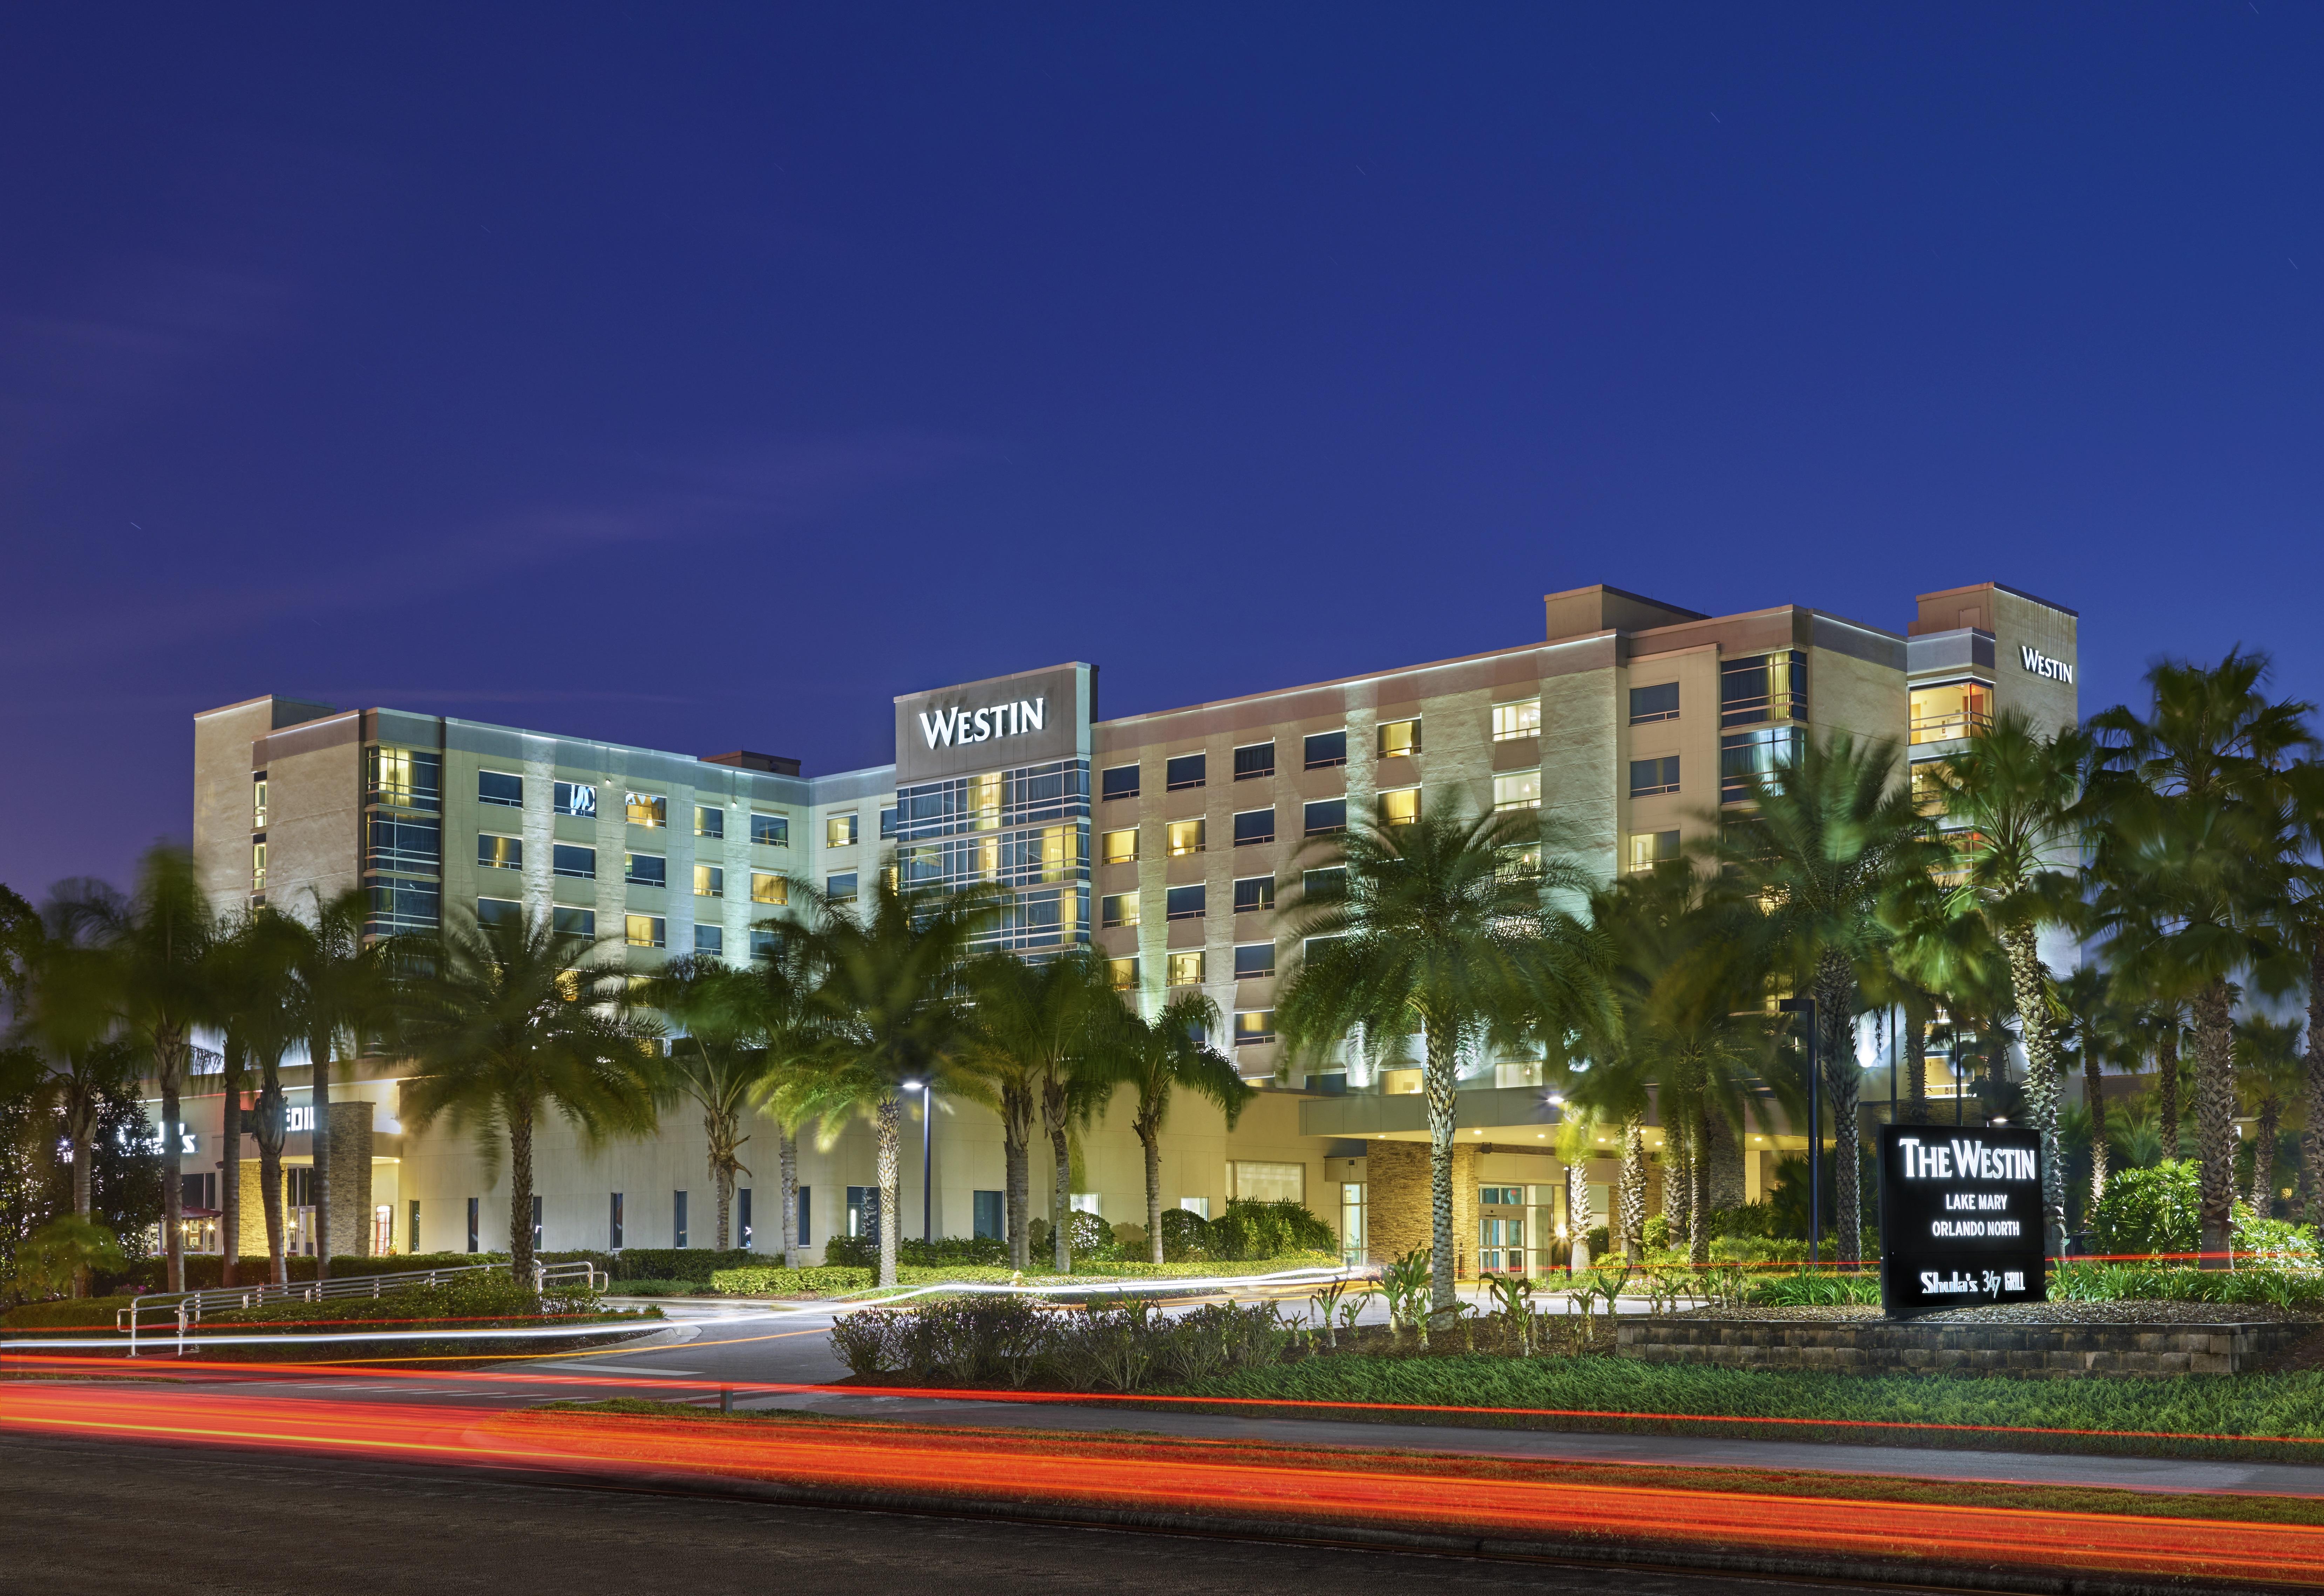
[{"x1": 1910, "y1": 709, "x2": 1993, "y2": 745}]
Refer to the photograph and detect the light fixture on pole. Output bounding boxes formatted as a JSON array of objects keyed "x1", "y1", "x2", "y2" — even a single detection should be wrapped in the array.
[{"x1": 902, "y1": 1080, "x2": 932, "y2": 1242}]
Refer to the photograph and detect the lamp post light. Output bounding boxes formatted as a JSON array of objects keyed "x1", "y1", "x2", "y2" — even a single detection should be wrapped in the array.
[
  {"x1": 1777, "y1": 997, "x2": 1819, "y2": 1268},
  {"x1": 903, "y1": 1080, "x2": 932, "y2": 1241}
]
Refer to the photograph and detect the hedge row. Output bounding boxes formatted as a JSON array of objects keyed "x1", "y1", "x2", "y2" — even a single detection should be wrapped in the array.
[{"x1": 706, "y1": 1252, "x2": 1345, "y2": 1297}]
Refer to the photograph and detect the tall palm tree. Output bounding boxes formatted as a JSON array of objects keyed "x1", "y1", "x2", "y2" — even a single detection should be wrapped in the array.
[
  {"x1": 1276, "y1": 802, "x2": 1611, "y2": 1315},
  {"x1": 221, "y1": 908, "x2": 317, "y2": 1285},
  {"x1": 2235, "y1": 1016, "x2": 2305, "y2": 1220},
  {"x1": 1103, "y1": 990, "x2": 1253, "y2": 1264},
  {"x1": 2090, "y1": 649, "x2": 2315, "y2": 1267},
  {"x1": 286, "y1": 887, "x2": 384, "y2": 1277},
  {"x1": 390, "y1": 908, "x2": 658, "y2": 1278},
  {"x1": 637, "y1": 955, "x2": 786, "y2": 1250},
  {"x1": 2056, "y1": 963, "x2": 2128, "y2": 1216},
  {"x1": 2282, "y1": 761, "x2": 2324, "y2": 1229},
  {"x1": 740, "y1": 933, "x2": 822, "y2": 1266},
  {"x1": 1715, "y1": 732, "x2": 1948, "y2": 1264},
  {"x1": 761, "y1": 874, "x2": 997, "y2": 1288},
  {"x1": 1925, "y1": 710, "x2": 2092, "y2": 1257}
]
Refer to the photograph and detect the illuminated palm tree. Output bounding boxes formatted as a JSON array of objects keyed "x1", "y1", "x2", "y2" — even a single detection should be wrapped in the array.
[
  {"x1": 2235, "y1": 1016, "x2": 2305, "y2": 1220},
  {"x1": 1276, "y1": 802, "x2": 1611, "y2": 1315},
  {"x1": 285, "y1": 887, "x2": 386, "y2": 1275},
  {"x1": 637, "y1": 956, "x2": 787, "y2": 1250},
  {"x1": 1103, "y1": 990, "x2": 1252, "y2": 1265}
]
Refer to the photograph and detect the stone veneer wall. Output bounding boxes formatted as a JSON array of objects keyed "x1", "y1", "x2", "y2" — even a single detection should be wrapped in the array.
[
  {"x1": 325, "y1": 1100, "x2": 375, "y2": 1256},
  {"x1": 1617, "y1": 1316, "x2": 2308, "y2": 1377},
  {"x1": 1364, "y1": 1140, "x2": 1478, "y2": 1271}
]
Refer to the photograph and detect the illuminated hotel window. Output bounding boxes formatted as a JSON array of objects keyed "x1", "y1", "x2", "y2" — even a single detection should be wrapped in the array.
[
  {"x1": 1720, "y1": 651, "x2": 1806, "y2": 729},
  {"x1": 1102, "y1": 827, "x2": 1139, "y2": 865},
  {"x1": 879, "y1": 805, "x2": 898, "y2": 839},
  {"x1": 1031, "y1": 823, "x2": 1076, "y2": 883},
  {"x1": 1234, "y1": 942, "x2": 1275, "y2": 979},
  {"x1": 251, "y1": 839, "x2": 267, "y2": 892},
  {"x1": 1167, "y1": 951, "x2": 1206, "y2": 987},
  {"x1": 1234, "y1": 1010, "x2": 1276, "y2": 1046},
  {"x1": 694, "y1": 864, "x2": 723, "y2": 898},
  {"x1": 368, "y1": 746, "x2": 441, "y2": 808},
  {"x1": 252, "y1": 775, "x2": 268, "y2": 829},
  {"x1": 1166, "y1": 884, "x2": 1205, "y2": 920},
  {"x1": 1166, "y1": 818, "x2": 1205, "y2": 856},
  {"x1": 1629, "y1": 682, "x2": 1680, "y2": 724},
  {"x1": 1101, "y1": 764, "x2": 1141, "y2": 801},
  {"x1": 1233, "y1": 877, "x2": 1275, "y2": 914},
  {"x1": 751, "y1": 812, "x2": 788, "y2": 847},
  {"x1": 1379, "y1": 787, "x2": 1421, "y2": 826},
  {"x1": 1234, "y1": 742, "x2": 1276, "y2": 780},
  {"x1": 553, "y1": 780, "x2": 596, "y2": 818},
  {"x1": 1303, "y1": 730, "x2": 1347, "y2": 769},
  {"x1": 751, "y1": 872, "x2": 788, "y2": 905},
  {"x1": 826, "y1": 813, "x2": 858, "y2": 847},
  {"x1": 552, "y1": 906, "x2": 596, "y2": 937},
  {"x1": 1629, "y1": 757, "x2": 1680, "y2": 798},
  {"x1": 1720, "y1": 727, "x2": 1802, "y2": 803},
  {"x1": 552, "y1": 843, "x2": 596, "y2": 879},
  {"x1": 1627, "y1": 830, "x2": 1681, "y2": 873},
  {"x1": 1303, "y1": 799, "x2": 1346, "y2": 836},
  {"x1": 1377, "y1": 719, "x2": 1420, "y2": 759},
  {"x1": 695, "y1": 805, "x2": 724, "y2": 839},
  {"x1": 1232, "y1": 809, "x2": 1275, "y2": 846},
  {"x1": 1910, "y1": 680, "x2": 1994, "y2": 745},
  {"x1": 625, "y1": 852, "x2": 666, "y2": 888},
  {"x1": 1107, "y1": 956, "x2": 1140, "y2": 990},
  {"x1": 1100, "y1": 892, "x2": 1139, "y2": 929},
  {"x1": 625, "y1": 914, "x2": 666, "y2": 949},
  {"x1": 1491, "y1": 699, "x2": 1540, "y2": 741},
  {"x1": 1166, "y1": 753, "x2": 1207, "y2": 791},
  {"x1": 1493, "y1": 771, "x2": 1540, "y2": 811},
  {"x1": 479, "y1": 770, "x2": 523, "y2": 809},
  {"x1": 1911, "y1": 759, "x2": 1952, "y2": 809},
  {"x1": 477, "y1": 833, "x2": 522, "y2": 870},
  {"x1": 625, "y1": 792, "x2": 666, "y2": 828}
]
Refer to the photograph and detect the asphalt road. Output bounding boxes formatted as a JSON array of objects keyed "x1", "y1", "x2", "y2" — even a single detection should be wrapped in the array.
[{"x1": 0, "y1": 1426, "x2": 1918, "y2": 1596}]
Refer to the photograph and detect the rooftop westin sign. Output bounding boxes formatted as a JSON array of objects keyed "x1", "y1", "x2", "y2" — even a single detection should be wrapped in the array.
[
  {"x1": 1877, "y1": 1123, "x2": 2046, "y2": 1316},
  {"x1": 916, "y1": 696, "x2": 1046, "y2": 750},
  {"x1": 2020, "y1": 645, "x2": 2074, "y2": 684}
]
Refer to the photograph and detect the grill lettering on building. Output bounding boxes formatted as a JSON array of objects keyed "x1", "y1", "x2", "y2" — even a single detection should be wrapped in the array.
[
  {"x1": 917, "y1": 697, "x2": 1047, "y2": 750},
  {"x1": 2019, "y1": 645, "x2": 2074, "y2": 684}
]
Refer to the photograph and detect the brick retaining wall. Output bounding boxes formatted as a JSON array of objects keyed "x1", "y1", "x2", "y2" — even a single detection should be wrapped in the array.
[{"x1": 1615, "y1": 1315, "x2": 2312, "y2": 1376}]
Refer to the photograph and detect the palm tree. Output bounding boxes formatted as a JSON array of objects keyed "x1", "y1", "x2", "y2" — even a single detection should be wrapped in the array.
[
  {"x1": 1925, "y1": 710, "x2": 2092, "y2": 1258},
  {"x1": 2281, "y1": 761, "x2": 2324, "y2": 1229},
  {"x1": 2235, "y1": 1016, "x2": 2305, "y2": 1220},
  {"x1": 761, "y1": 874, "x2": 997, "y2": 1288},
  {"x1": 224, "y1": 908, "x2": 318, "y2": 1285},
  {"x1": 2056, "y1": 964, "x2": 2128, "y2": 1216},
  {"x1": 285, "y1": 887, "x2": 384, "y2": 1277},
  {"x1": 959, "y1": 948, "x2": 1116, "y2": 1271},
  {"x1": 389, "y1": 908, "x2": 658, "y2": 1278},
  {"x1": 1715, "y1": 732, "x2": 1948, "y2": 1265},
  {"x1": 1276, "y1": 802, "x2": 1611, "y2": 1315},
  {"x1": 1104, "y1": 990, "x2": 1253, "y2": 1264},
  {"x1": 637, "y1": 956, "x2": 786, "y2": 1250},
  {"x1": 740, "y1": 934, "x2": 822, "y2": 1266},
  {"x1": 2090, "y1": 649, "x2": 2315, "y2": 1267}
]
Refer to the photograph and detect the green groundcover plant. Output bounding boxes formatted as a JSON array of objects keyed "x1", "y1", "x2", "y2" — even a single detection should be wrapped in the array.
[{"x1": 708, "y1": 1254, "x2": 1341, "y2": 1296}]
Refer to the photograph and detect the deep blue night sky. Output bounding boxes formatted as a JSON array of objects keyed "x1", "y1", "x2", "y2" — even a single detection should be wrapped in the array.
[{"x1": 6, "y1": 7, "x2": 2324, "y2": 894}]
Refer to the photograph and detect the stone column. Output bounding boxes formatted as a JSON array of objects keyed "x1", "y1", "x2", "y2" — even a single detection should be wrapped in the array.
[
  {"x1": 1363, "y1": 1139, "x2": 1479, "y2": 1274},
  {"x1": 325, "y1": 1100, "x2": 376, "y2": 1256}
]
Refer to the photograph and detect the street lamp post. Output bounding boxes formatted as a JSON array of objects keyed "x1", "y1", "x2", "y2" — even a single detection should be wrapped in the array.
[
  {"x1": 1778, "y1": 997, "x2": 1819, "y2": 1268},
  {"x1": 903, "y1": 1081, "x2": 933, "y2": 1241}
]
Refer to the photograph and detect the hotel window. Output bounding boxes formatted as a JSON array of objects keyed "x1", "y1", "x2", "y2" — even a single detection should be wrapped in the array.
[
  {"x1": 1233, "y1": 877, "x2": 1275, "y2": 914},
  {"x1": 1167, "y1": 951, "x2": 1206, "y2": 987},
  {"x1": 477, "y1": 833, "x2": 522, "y2": 870},
  {"x1": 625, "y1": 792, "x2": 666, "y2": 828},
  {"x1": 552, "y1": 843, "x2": 596, "y2": 879},
  {"x1": 1234, "y1": 1010, "x2": 1276, "y2": 1046},
  {"x1": 1303, "y1": 798, "x2": 1347, "y2": 836},
  {"x1": 1910, "y1": 759, "x2": 1952, "y2": 809},
  {"x1": 1720, "y1": 650, "x2": 1807, "y2": 729},
  {"x1": 1166, "y1": 818, "x2": 1205, "y2": 856},
  {"x1": 1721, "y1": 727, "x2": 1803, "y2": 803},
  {"x1": 879, "y1": 805, "x2": 899, "y2": 839},
  {"x1": 1232, "y1": 809, "x2": 1275, "y2": 847},
  {"x1": 1493, "y1": 771, "x2": 1541, "y2": 812},
  {"x1": 1910, "y1": 680, "x2": 1994, "y2": 745},
  {"x1": 479, "y1": 770, "x2": 523, "y2": 809},
  {"x1": 625, "y1": 852, "x2": 667, "y2": 889},
  {"x1": 827, "y1": 872, "x2": 858, "y2": 902},
  {"x1": 252, "y1": 775, "x2": 268, "y2": 829},
  {"x1": 1379, "y1": 787, "x2": 1421, "y2": 826},
  {"x1": 251, "y1": 839, "x2": 267, "y2": 892},
  {"x1": 367, "y1": 813, "x2": 441, "y2": 874},
  {"x1": 1234, "y1": 942, "x2": 1276, "y2": 979},
  {"x1": 826, "y1": 813, "x2": 858, "y2": 847},
  {"x1": 1228, "y1": 1160, "x2": 1305, "y2": 1203},
  {"x1": 1101, "y1": 827, "x2": 1139, "y2": 866},
  {"x1": 1100, "y1": 891, "x2": 1140, "y2": 929},
  {"x1": 1629, "y1": 682, "x2": 1680, "y2": 724},
  {"x1": 1627, "y1": 829, "x2": 1682, "y2": 873},
  {"x1": 694, "y1": 923, "x2": 724, "y2": 956},
  {"x1": 694, "y1": 864, "x2": 723, "y2": 898},
  {"x1": 749, "y1": 927, "x2": 779, "y2": 961},
  {"x1": 1101, "y1": 764, "x2": 1141, "y2": 801},
  {"x1": 1629, "y1": 757, "x2": 1680, "y2": 798},
  {"x1": 368, "y1": 746, "x2": 442, "y2": 808},
  {"x1": 1106, "y1": 956, "x2": 1140, "y2": 990},
  {"x1": 1233, "y1": 742, "x2": 1276, "y2": 781},
  {"x1": 750, "y1": 812, "x2": 788, "y2": 847},
  {"x1": 477, "y1": 896, "x2": 522, "y2": 928},
  {"x1": 694, "y1": 805, "x2": 724, "y2": 839},
  {"x1": 625, "y1": 915, "x2": 666, "y2": 949},
  {"x1": 552, "y1": 906, "x2": 596, "y2": 937},
  {"x1": 1377, "y1": 719, "x2": 1420, "y2": 759},
  {"x1": 1166, "y1": 753, "x2": 1207, "y2": 791},
  {"x1": 1491, "y1": 698, "x2": 1541, "y2": 741},
  {"x1": 553, "y1": 780, "x2": 597, "y2": 818},
  {"x1": 751, "y1": 872, "x2": 788, "y2": 905},
  {"x1": 1302, "y1": 866, "x2": 1347, "y2": 900},
  {"x1": 1303, "y1": 730, "x2": 1348, "y2": 769},
  {"x1": 1166, "y1": 884, "x2": 1206, "y2": 920}
]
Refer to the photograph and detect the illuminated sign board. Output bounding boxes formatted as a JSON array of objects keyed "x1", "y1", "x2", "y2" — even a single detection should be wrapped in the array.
[
  {"x1": 917, "y1": 696, "x2": 1046, "y2": 750},
  {"x1": 893, "y1": 663, "x2": 1094, "y2": 785},
  {"x1": 1877, "y1": 1123, "x2": 2046, "y2": 1315},
  {"x1": 2019, "y1": 645, "x2": 2073, "y2": 684}
]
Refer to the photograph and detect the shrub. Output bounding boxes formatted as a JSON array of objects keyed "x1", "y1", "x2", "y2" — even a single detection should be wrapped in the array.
[
  {"x1": 1206, "y1": 1199, "x2": 1337, "y2": 1261},
  {"x1": 710, "y1": 1264, "x2": 877, "y2": 1295},
  {"x1": 3, "y1": 1294, "x2": 138, "y2": 1329},
  {"x1": 12, "y1": 1216, "x2": 127, "y2": 1301},
  {"x1": 2092, "y1": 1161, "x2": 2200, "y2": 1257},
  {"x1": 1159, "y1": 1207, "x2": 1211, "y2": 1262},
  {"x1": 1641, "y1": 1214, "x2": 1672, "y2": 1251},
  {"x1": 1705, "y1": 1202, "x2": 1778, "y2": 1240},
  {"x1": 1062, "y1": 1209, "x2": 1116, "y2": 1260},
  {"x1": 1746, "y1": 1267, "x2": 1881, "y2": 1307},
  {"x1": 1585, "y1": 1225, "x2": 1610, "y2": 1257}
]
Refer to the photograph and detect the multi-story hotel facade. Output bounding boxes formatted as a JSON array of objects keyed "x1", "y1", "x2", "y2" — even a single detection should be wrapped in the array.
[{"x1": 174, "y1": 580, "x2": 2077, "y2": 1271}]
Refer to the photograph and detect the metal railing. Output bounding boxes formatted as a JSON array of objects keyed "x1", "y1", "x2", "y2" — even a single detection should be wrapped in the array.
[{"x1": 118, "y1": 1258, "x2": 607, "y2": 1357}]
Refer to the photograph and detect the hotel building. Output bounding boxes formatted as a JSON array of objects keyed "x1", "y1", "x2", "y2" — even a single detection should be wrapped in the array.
[{"x1": 176, "y1": 580, "x2": 2078, "y2": 1271}]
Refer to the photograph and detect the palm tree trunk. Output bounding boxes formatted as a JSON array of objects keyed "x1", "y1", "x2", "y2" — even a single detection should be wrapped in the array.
[
  {"x1": 508, "y1": 1099, "x2": 536, "y2": 1280},
  {"x1": 778, "y1": 1124, "x2": 799, "y2": 1267},
  {"x1": 2085, "y1": 1046, "x2": 2110, "y2": 1218},
  {"x1": 2190, "y1": 979, "x2": 2237, "y2": 1270},
  {"x1": 1140, "y1": 1120, "x2": 1164, "y2": 1265},
  {"x1": 1423, "y1": 1019, "x2": 1459, "y2": 1313},
  {"x1": 2306, "y1": 942, "x2": 2324, "y2": 1232},
  {"x1": 1050, "y1": 1126, "x2": 1072, "y2": 1274},
  {"x1": 1618, "y1": 1117, "x2": 1647, "y2": 1262},
  {"x1": 1003, "y1": 1083, "x2": 1031, "y2": 1271},
  {"x1": 1566, "y1": 1162, "x2": 1593, "y2": 1274},
  {"x1": 2253, "y1": 1095, "x2": 2280, "y2": 1220},
  {"x1": 311, "y1": 1039, "x2": 333, "y2": 1278},
  {"x1": 157, "y1": 1028, "x2": 185, "y2": 1294},
  {"x1": 256, "y1": 1076, "x2": 287, "y2": 1286},
  {"x1": 876, "y1": 1092, "x2": 901, "y2": 1289},
  {"x1": 219, "y1": 1051, "x2": 243, "y2": 1289},
  {"x1": 1814, "y1": 957, "x2": 1862, "y2": 1264},
  {"x1": 1688, "y1": 1107, "x2": 1711, "y2": 1269},
  {"x1": 710, "y1": 1107, "x2": 733, "y2": 1251},
  {"x1": 68, "y1": 1111, "x2": 94, "y2": 1297},
  {"x1": 1904, "y1": 999, "x2": 1930, "y2": 1126},
  {"x1": 2157, "y1": 1021, "x2": 2182, "y2": 1162},
  {"x1": 2002, "y1": 928, "x2": 2067, "y2": 1258}
]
